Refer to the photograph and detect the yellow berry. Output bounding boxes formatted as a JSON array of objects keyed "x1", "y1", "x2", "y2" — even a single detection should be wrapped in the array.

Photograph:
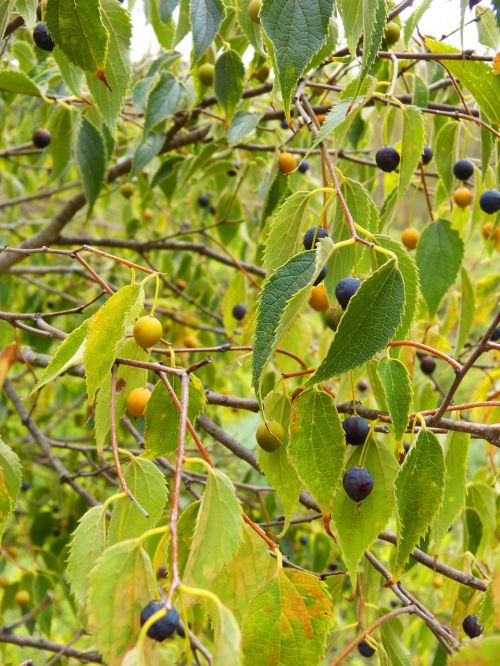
[
  {"x1": 126, "y1": 387, "x2": 152, "y2": 418},
  {"x1": 401, "y1": 228, "x2": 420, "y2": 250},
  {"x1": 453, "y1": 187, "x2": 473, "y2": 209},
  {"x1": 309, "y1": 285, "x2": 329, "y2": 312},
  {"x1": 256, "y1": 421, "x2": 285, "y2": 452},
  {"x1": 0, "y1": 577, "x2": 9, "y2": 589},
  {"x1": 183, "y1": 335, "x2": 198, "y2": 348},
  {"x1": 432, "y1": 577, "x2": 444, "y2": 589},
  {"x1": 15, "y1": 590, "x2": 30, "y2": 606},
  {"x1": 198, "y1": 63, "x2": 214, "y2": 87},
  {"x1": 248, "y1": 0, "x2": 262, "y2": 24},
  {"x1": 278, "y1": 152, "x2": 297, "y2": 174},
  {"x1": 133, "y1": 316, "x2": 163, "y2": 348}
]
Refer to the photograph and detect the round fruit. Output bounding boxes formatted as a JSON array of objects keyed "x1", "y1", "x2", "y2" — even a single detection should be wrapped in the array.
[
  {"x1": 183, "y1": 335, "x2": 198, "y2": 348},
  {"x1": 453, "y1": 159, "x2": 474, "y2": 181},
  {"x1": 421, "y1": 145, "x2": 433, "y2": 165},
  {"x1": 299, "y1": 535, "x2": 308, "y2": 545},
  {"x1": 120, "y1": 182, "x2": 135, "y2": 199},
  {"x1": 384, "y1": 21, "x2": 400, "y2": 45},
  {"x1": 309, "y1": 285, "x2": 329, "y2": 312},
  {"x1": 32, "y1": 128, "x2": 51, "y2": 148},
  {"x1": 453, "y1": 187, "x2": 473, "y2": 208},
  {"x1": 316, "y1": 114, "x2": 326, "y2": 123},
  {"x1": 491, "y1": 327, "x2": 500, "y2": 341},
  {"x1": 298, "y1": 160, "x2": 310, "y2": 174},
  {"x1": 358, "y1": 639, "x2": 376, "y2": 657},
  {"x1": 256, "y1": 420, "x2": 285, "y2": 452},
  {"x1": 126, "y1": 388, "x2": 152, "y2": 418},
  {"x1": 143, "y1": 209, "x2": 153, "y2": 221},
  {"x1": 462, "y1": 614, "x2": 483, "y2": 639},
  {"x1": 175, "y1": 279, "x2": 186, "y2": 291},
  {"x1": 313, "y1": 266, "x2": 327, "y2": 286},
  {"x1": 420, "y1": 355, "x2": 436, "y2": 375},
  {"x1": 342, "y1": 416, "x2": 370, "y2": 446},
  {"x1": 375, "y1": 146, "x2": 400, "y2": 173},
  {"x1": 323, "y1": 307, "x2": 340, "y2": 331},
  {"x1": 248, "y1": 0, "x2": 262, "y2": 23},
  {"x1": 21, "y1": 480, "x2": 31, "y2": 490},
  {"x1": 303, "y1": 226, "x2": 328, "y2": 250},
  {"x1": 0, "y1": 577, "x2": 9, "y2": 588},
  {"x1": 232, "y1": 303, "x2": 248, "y2": 321},
  {"x1": 133, "y1": 316, "x2": 163, "y2": 348},
  {"x1": 401, "y1": 228, "x2": 420, "y2": 250},
  {"x1": 481, "y1": 222, "x2": 500, "y2": 243},
  {"x1": 198, "y1": 194, "x2": 210, "y2": 207},
  {"x1": 479, "y1": 189, "x2": 500, "y2": 215},
  {"x1": 432, "y1": 576, "x2": 444, "y2": 589},
  {"x1": 357, "y1": 379, "x2": 368, "y2": 392},
  {"x1": 15, "y1": 590, "x2": 30, "y2": 606},
  {"x1": 33, "y1": 22, "x2": 55, "y2": 51},
  {"x1": 343, "y1": 467, "x2": 374, "y2": 502},
  {"x1": 279, "y1": 152, "x2": 297, "y2": 174},
  {"x1": 140, "y1": 601, "x2": 180, "y2": 642},
  {"x1": 198, "y1": 63, "x2": 214, "y2": 87},
  {"x1": 281, "y1": 118, "x2": 289, "y2": 129},
  {"x1": 335, "y1": 277, "x2": 361, "y2": 309},
  {"x1": 255, "y1": 63, "x2": 270, "y2": 82},
  {"x1": 227, "y1": 161, "x2": 241, "y2": 176}
]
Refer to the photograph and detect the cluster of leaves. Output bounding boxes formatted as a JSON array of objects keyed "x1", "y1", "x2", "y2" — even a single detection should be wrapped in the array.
[{"x1": 0, "y1": 1, "x2": 499, "y2": 665}]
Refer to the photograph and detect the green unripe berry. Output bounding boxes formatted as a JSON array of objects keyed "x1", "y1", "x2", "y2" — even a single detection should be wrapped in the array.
[
  {"x1": 384, "y1": 21, "x2": 400, "y2": 46},
  {"x1": 256, "y1": 420, "x2": 284, "y2": 452},
  {"x1": 255, "y1": 63, "x2": 270, "y2": 83},
  {"x1": 198, "y1": 63, "x2": 214, "y2": 87}
]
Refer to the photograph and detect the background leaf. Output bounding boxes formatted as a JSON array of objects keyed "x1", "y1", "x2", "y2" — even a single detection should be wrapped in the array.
[
  {"x1": 0, "y1": 439, "x2": 22, "y2": 542},
  {"x1": 398, "y1": 106, "x2": 425, "y2": 201},
  {"x1": 376, "y1": 357, "x2": 413, "y2": 442},
  {"x1": 189, "y1": 0, "x2": 225, "y2": 62},
  {"x1": 144, "y1": 71, "x2": 185, "y2": 135},
  {"x1": 215, "y1": 50, "x2": 245, "y2": 120},
  {"x1": 76, "y1": 119, "x2": 106, "y2": 215}
]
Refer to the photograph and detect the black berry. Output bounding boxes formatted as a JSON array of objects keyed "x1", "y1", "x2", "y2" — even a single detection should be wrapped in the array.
[
  {"x1": 453, "y1": 159, "x2": 474, "y2": 181},
  {"x1": 491, "y1": 327, "x2": 500, "y2": 342},
  {"x1": 342, "y1": 416, "x2": 370, "y2": 446},
  {"x1": 462, "y1": 614, "x2": 483, "y2": 639},
  {"x1": 479, "y1": 189, "x2": 500, "y2": 215},
  {"x1": 421, "y1": 146, "x2": 433, "y2": 165},
  {"x1": 298, "y1": 160, "x2": 310, "y2": 174},
  {"x1": 21, "y1": 480, "x2": 31, "y2": 491},
  {"x1": 357, "y1": 380, "x2": 368, "y2": 392},
  {"x1": 232, "y1": 303, "x2": 247, "y2": 321},
  {"x1": 32, "y1": 128, "x2": 51, "y2": 148},
  {"x1": 303, "y1": 226, "x2": 329, "y2": 250},
  {"x1": 375, "y1": 146, "x2": 400, "y2": 173},
  {"x1": 33, "y1": 22, "x2": 55, "y2": 52},
  {"x1": 313, "y1": 266, "x2": 327, "y2": 286},
  {"x1": 299, "y1": 535, "x2": 308, "y2": 545},
  {"x1": 227, "y1": 161, "x2": 240, "y2": 176},
  {"x1": 335, "y1": 277, "x2": 361, "y2": 309},
  {"x1": 420, "y1": 355, "x2": 436, "y2": 375},
  {"x1": 358, "y1": 639, "x2": 376, "y2": 657},
  {"x1": 140, "y1": 601, "x2": 179, "y2": 642},
  {"x1": 198, "y1": 195, "x2": 210, "y2": 208},
  {"x1": 343, "y1": 466, "x2": 374, "y2": 502},
  {"x1": 281, "y1": 118, "x2": 289, "y2": 129}
]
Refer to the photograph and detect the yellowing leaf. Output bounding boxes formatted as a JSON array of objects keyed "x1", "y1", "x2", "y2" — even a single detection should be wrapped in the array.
[{"x1": 0, "y1": 439, "x2": 22, "y2": 542}]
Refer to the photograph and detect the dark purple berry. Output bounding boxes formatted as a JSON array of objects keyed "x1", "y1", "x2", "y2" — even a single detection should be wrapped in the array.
[
  {"x1": 335, "y1": 277, "x2": 361, "y2": 309},
  {"x1": 198, "y1": 195, "x2": 210, "y2": 208},
  {"x1": 299, "y1": 535, "x2": 308, "y2": 545},
  {"x1": 453, "y1": 159, "x2": 474, "y2": 181},
  {"x1": 357, "y1": 380, "x2": 369, "y2": 392},
  {"x1": 140, "y1": 601, "x2": 179, "y2": 642},
  {"x1": 342, "y1": 416, "x2": 370, "y2": 446},
  {"x1": 420, "y1": 355, "x2": 436, "y2": 375},
  {"x1": 358, "y1": 639, "x2": 376, "y2": 657},
  {"x1": 491, "y1": 327, "x2": 500, "y2": 342},
  {"x1": 281, "y1": 118, "x2": 289, "y2": 129},
  {"x1": 298, "y1": 160, "x2": 310, "y2": 174},
  {"x1": 32, "y1": 128, "x2": 51, "y2": 148},
  {"x1": 343, "y1": 466, "x2": 374, "y2": 502},
  {"x1": 227, "y1": 161, "x2": 240, "y2": 176},
  {"x1": 421, "y1": 146, "x2": 433, "y2": 165},
  {"x1": 313, "y1": 266, "x2": 327, "y2": 286},
  {"x1": 303, "y1": 226, "x2": 329, "y2": 250},
  {"x1": 21, "y1": 480, "x2": 31, "y2": 491},
  {"x1": 232, "y1": 303, "x2": 247, "y2": 321},
  {"x1": 462, "y1": 614, "x2": 483, "y2": 639},
  {"x1": 479, "y1": 189, "x2": 500, "y2": 215},
  {"x1": 375, "y1": 146, "x2": 400, "y2": 173},
  {"x1": 33, "y1": 22, "x2": 55, "y2": 51}
]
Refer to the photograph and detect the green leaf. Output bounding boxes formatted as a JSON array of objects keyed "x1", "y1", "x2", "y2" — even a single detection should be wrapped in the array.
[
  {"x1": 476, "y1": 7, "x2": 500, "y2": 49},
  {"x1": 66, "y1": 505, "x2": 106, "y2": 608},
  {"x1": 87, "y1": 539, "x2": 156, "y2": 666},
  {"x1": 0, "y1": 1, "x2": 16, "y2": 41},
  {"x1": 131, "y1": 132, "x2": 164, "y2": 176},
  {"x1": 0, "y1": 69, "x2": 41, "y2": 96},
  {"x1": 376, "y1": 358, "x2": 413, "y2": 442},
  {"x1": 228, "y1": 111, "x2": 260, "y2": 145},
  {"x1": 76, "y1": 119, "x2": 106, "y2": 215},
  {"x1": 288, "y1": 389, "x2": 345, "y2": 513},
  {"x1": 435, "y1": 121, "x2": 458, "y2": 195},
  {"x1": 433, "y1": 431, "x2": 470, "y2": 547},
  {"x1": 48, "y1": 105, "x2": 73, "y2": 180},
  {"x1": 215, "y1": 49, "x2": 245, "y2": 120},
  {"x1": 211, "y1": 601, "x2": 242, "y2": 666},
  {"x1": 307, "y1": 260, "x2": 405, "y2": 385},
  {"x1": 107, "y1": 458, "x2": 168, "y2": 545},
  {"x1": 261, "y1": 0, "x2": 335, "y2": 115},
  {"x1": 312, "y1": 98, "x2": 358, "y2": 149},
  {"x1": 242, "y1": 569, "x2": 333, "y2": 666},
  {"x1": 416, "y1": 218, "x2": 464, "y2": 317},
  {"x1": 394, "y1": 429, "x2": 445, "y2": 576},
  {"x1": 359, "y1": 0, "x2": 385, "y2": 90},
  {"x1": 189, "y1": 0, "x2": 225, "y2": 62},
  {"x1": 184, "y1": 468, "x2": 244, "y2": 590},
  {"x1": 341, "y1": 177, "x2": 380, "y2": 232},
  {"x1": 32, "y1": 318, "x2": 89, "y2": 393},
  {"x1": 263, "y1": 191, "x2": 311, "y2": 272},
  {"x1": 262, "y1": 170, "x2": 290, "y2": 223},
  {"x1": 403, "y1": 0, "x2": 432, "y2": 46},
  {"x1": 0, "y1": 439, "x2": 22, "y2": 542},
  {"x1": 337, "y1": 0, "x2": 363, "y2": 56},
  {"x1": 455, "y1": 267, "x2": 475, "y2": 355},
  {"x1": 86, "y1": 0, "x2": 132, "y2": 131},
  {"x1": 332, "y1": 440, "x2": 397, "y2": 587},
  {"x1": 46, "y1": 0, "x2": 109, "y2": 72},
  {"x1": 144, "y1": 71, "x2": 185, "y2": 135},
  {"x1": 425, "y1": 38, "x2": 500, "y2": 124},
  {"x1": 398, "y1": 106, "x2": 424, "y2": 201},
  {"x1": 144, "y1": 374, "x2": 206, "y2": 458},
  {"x1": 84, "y1": 284, "x2": 144, "y2": 406}
]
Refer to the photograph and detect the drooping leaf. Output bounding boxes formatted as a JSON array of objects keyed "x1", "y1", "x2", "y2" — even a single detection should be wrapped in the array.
[
  {"x1": 214, "y1": 49, "x2": 245, "y2": 120},
  {"x1": 435, "y1": 121, "x2": 458, "y2": 195},
  {"x1": 76, "y1": 119, "x2": 106, "y2": 215},
  {"x1": 403, "y1": 0, "x2": 432, "y2": 46},
  {"x1": 288, "y1": 389, "x2": 345, "y2": 513},
  {"x1": 394, "y1": 429, "x2": 445, "y2": 576},
  {"x1": 46, "y1": 0, "x2": 109, "y2": 72},
  {"x1": 358, "y1": 0, "x2": 386, "y2": 92},
  {"x1": 0, "y1": 439, "x2": 22, "y2": 541},
  {"x1": 107, "y1": 457, "x2": 168, "y2": 545},
  {"x1": 416, "y1": 218, "x2": 464, "y2": 318},
  {"x1": 48, "y1": 105, "x2": 73, "y2": 180},
  {"x1": 189, "y1": 0, "x2": 225, "y2": 62},
  {"x1": 84, "y1": 284, "x2": 144, "y2": 406},
  {"x1": 307, "y1": 260, "x2": 405, "y2": 385},
  {"x1": 263, "y1": 191, "x2": 312, "y2": 272},
  {"x1": 337, "y1": 0, "x2": 363, "y2": 57},
  {"x1": 312, "y1": 98, "x2": 360, "y2": 149},
  {"x1": 32, "y1": 318, "x2": 89, "y2": 393},
  {"x1": 398, "y1": 106, "x2": 425, "y2": 201},
  {"x1": 144, "y1": 71, "x2": 185, "y2": 135},
  {"x1": 331, "y1": 440, "x2": 397, "y2": 587},
  {"x1": 260, "y1": 0, "x2": 335, "y2": 115},
  {"x1": 341, "y1": 177, "x2": 380, "y2": 232},
  {"x1": 476, "y1": 7, "x2": 500, "y2": 49},
  {"x1": 376, "y1": 357, "x2": 413, "y2": 442},
  {"x1": 242, "y1": 569, "x2": 333, "y2": 666},
  {"x1": 455, "y1": 267, "x2": 475, "y2": 355}
]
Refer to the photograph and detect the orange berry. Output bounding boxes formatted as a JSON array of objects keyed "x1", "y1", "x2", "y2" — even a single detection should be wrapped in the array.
[
  {"x1": 316, "y1": 114, "x2": 326, "y2": 123},
  {"x1": 453, "y1": 187, "x2": 473, "y2": 209},
  {"x1": 401, "y1": 228, "x2": 420, "y2": 250},
  {"x1": 15, "y1": 590, "x2": 30, "y2": 606},
  {"x1": 176, "y1": 279, "x2": 187, "y2": 291},
  {"x1": 0, "y1": 577, "x2": 9, "y2": 589},
  {"x1": 126, "y1": 387, "x2": 152, "y2": 418},
  {"x1": 309, "y1": 285, "x2": 329, "y2": 312},
  {"x1": 133, "y1": 316, "x2": 163, "y2": 348},
  {"x1": 278, "y1": 152, "x2": 297, "y2": 174},
  {"x1": 432, "y1": 577, "x2": 444, "y2": 589},
  {"x1": 482, "y1": 222, "x2": 500, "y2": 245},
  {"x1": 143, "y1": 208, "x2": 154, "y2": 221},
  {"x1": 183, "y1": 335, "x2": 198, "y2": 348}
]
